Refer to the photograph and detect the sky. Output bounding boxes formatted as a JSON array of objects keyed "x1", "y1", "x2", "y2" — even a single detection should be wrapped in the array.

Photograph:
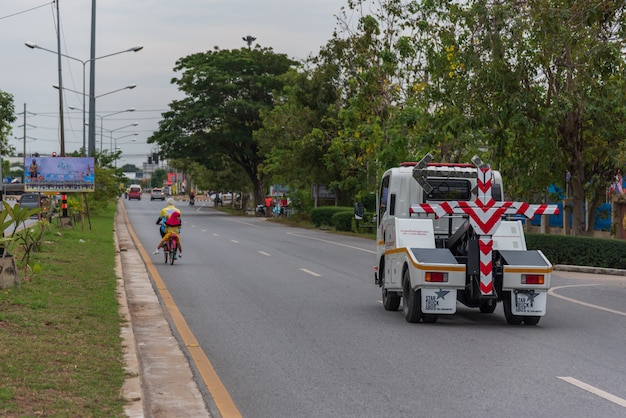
[{"x1": 1, "y1": 0, "x2": 346, "y2": 168}]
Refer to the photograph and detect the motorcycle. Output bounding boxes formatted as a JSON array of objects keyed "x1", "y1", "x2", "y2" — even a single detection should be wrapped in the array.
[{"x1": 255, "y1": 204, "x2": 266, "y2": 217}]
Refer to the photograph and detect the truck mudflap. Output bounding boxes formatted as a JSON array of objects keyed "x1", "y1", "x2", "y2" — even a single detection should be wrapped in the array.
[
  {"x1": 509, "y1": 289, "x2": 548, "y2": 316},
  {"x1": 421, "y1": 288, "x2": 458, "y2": 314}
]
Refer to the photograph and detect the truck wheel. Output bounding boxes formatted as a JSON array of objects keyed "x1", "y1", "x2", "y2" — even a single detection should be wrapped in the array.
[
  {"x1": 421, "y1": 312, "x2": 438, "y2": 323},
  {"x1": 503, "y1": 292, "x2": 523, "y2": 325},
  {"x1": 479, "y1": 299, "x2": 497, "y2": 314},
  {"x1": 523, "y1": 316, "x2": 541, "y2": 326},
  {"x1": 382, "y1": 288, "x2": 401, "y2": 311},
  {"x1": 402, "y1": 269, "x2": 422, "y2": 323}
]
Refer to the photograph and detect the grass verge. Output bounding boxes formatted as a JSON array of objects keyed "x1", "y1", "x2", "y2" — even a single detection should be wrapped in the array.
[{"x1": 0, "y1": 203, "x2": 126, "y2": 417}]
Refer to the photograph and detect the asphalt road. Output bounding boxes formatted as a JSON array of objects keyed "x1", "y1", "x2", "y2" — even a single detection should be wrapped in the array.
[{"x1": 124, "y1": 196, "x2": 626, "y2": 418}]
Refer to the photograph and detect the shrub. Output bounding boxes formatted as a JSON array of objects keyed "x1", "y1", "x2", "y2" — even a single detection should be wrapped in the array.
[
  {"x1": 526, "y1": 233, "x2": 626, "y2": 269},
  {"x1": 332, "y1": 211, "x2": 354, "y2": 232},
  {"x1": 310, "y1": 206, "x2": 352, "y2": 227}
]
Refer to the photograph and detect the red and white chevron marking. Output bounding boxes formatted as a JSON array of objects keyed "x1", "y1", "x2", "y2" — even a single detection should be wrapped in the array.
[
  {"x1": 409, "y1": 164, "x2": 559, "y2": 296},
  {"x1": 479, "y1": 238, "x2": 493, "y2": 294}
]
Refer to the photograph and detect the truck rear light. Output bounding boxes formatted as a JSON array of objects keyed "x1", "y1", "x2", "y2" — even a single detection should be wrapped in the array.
[
  {"x1": 425, "y1": 272, "x2": 448, "y2": 282},
  {"x1": 522, "y1": 274, "x2": 544, "y2": 285}
]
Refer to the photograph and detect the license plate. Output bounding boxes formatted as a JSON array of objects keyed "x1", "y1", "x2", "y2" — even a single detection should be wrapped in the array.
[
  {"x1": 511, "y1": 290, "x2": 547, "y2": 316},
  {"x1": 421, "y1": 288, "x2": 457, "y2": 314}
]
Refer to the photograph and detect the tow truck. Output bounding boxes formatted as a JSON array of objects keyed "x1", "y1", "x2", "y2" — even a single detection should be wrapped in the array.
[{"x1": 375, "y1": 153, "x2": 559, "y2": 325}]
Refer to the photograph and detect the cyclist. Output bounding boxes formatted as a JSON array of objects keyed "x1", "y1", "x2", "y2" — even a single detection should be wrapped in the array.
[{"x1": 152, "y1": 198, "x2": 183, "y2": 257}]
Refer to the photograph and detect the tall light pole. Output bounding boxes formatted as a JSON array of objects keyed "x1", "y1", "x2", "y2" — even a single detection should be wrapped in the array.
[
  {"x1": 112, "y1": 133, "x2": 138, "y2": 168},
  {"x1": 96, "y1": 110, "x2": 136, "y2": 153},
  {"x1": 105, "y1": 123, "x2": 138, "y2": 153},
  {"x1": 25, "y1": 42, "x2": 142, "y2": 156},
  {"x1": 69, "y1": 107, "x2": 136, "y2": 154},
  {"x1": 55, "y1": 0, "x2": 65, "y2": 156}
]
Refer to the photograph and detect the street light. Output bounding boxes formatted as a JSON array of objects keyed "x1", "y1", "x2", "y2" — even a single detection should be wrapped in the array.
[
  {"x1": 59, "y1": 84, "x2": 136, "y2": 99},
  {"x1": 112, "y1": 133, "x2": 138, "y2": 168},
  {"x1": 105, "y1": 123, "x2": 138, "y2": 153},
  {"x1": 25, "y1": 42, "x2": 143, "y2": 156},
  {"x1": 99, "y1": 110, "x2": 136, "y2": 153},
  {"x1": 69, "y1": 107, "x2": 135, "y2": 153}
]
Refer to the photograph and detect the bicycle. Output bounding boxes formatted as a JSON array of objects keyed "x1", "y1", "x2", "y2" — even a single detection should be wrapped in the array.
[{"x1": 163, "y1": 233, "x2": 179, "y2": 265}]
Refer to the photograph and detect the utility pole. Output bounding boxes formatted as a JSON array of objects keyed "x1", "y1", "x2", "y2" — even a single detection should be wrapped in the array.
[
  {"x1": 88, "y1": 0, "x2": 97, "y2": 156},
  {"x1": 55, "y1": 0, "x2": 65, "y2": 156}
]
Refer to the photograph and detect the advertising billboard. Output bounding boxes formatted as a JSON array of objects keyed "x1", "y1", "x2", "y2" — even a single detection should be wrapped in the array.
[{"x1": 24, "y1": 157, "x2": 95, "y2": 193}]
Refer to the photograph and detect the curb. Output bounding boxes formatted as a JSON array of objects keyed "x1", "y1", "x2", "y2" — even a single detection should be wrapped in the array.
[
  {"x1": 554, "y1": 264, "x2": 626, "y2": 276},
  {"x1": 115, "y1": 214, "x2": 145, "y2": 417}
]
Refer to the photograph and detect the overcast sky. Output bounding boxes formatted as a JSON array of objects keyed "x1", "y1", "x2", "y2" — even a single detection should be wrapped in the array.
[{"x1": 1, "y1": 0, "x2": 345, "y2": 167}]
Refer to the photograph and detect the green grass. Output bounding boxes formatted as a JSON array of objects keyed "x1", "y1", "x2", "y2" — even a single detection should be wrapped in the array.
[{"x1": 0, "y1": 204, "x2": 126, "y2": 417}]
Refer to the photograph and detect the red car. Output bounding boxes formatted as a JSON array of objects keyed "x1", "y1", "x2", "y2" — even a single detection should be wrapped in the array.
[{"x1": 128, "y1": 185, "x2": 142, "y2": 200}]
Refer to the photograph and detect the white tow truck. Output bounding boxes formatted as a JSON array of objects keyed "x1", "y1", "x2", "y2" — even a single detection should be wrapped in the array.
[{"x1": 374, "y1": 153, "x2": 559, "y2": 325}]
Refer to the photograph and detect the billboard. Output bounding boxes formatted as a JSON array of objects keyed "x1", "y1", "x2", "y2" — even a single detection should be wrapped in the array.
[{"x1": 24, "y1": 157, "x2": 95, "y2": 193}]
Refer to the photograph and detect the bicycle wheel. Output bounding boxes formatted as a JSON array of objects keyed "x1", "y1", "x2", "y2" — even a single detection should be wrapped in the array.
[{"x1": 169, "y1": 239, "x2": 176, "y2": 265}]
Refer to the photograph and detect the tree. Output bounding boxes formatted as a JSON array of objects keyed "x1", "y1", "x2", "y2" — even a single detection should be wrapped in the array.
[
  {"x1": 149, "y1": 46, "x2": 297, "y2": 204},
  {"x1": 120, "y1": 164, "x2": 140, "y2": 172},
  {"x1": 404, "y1": 0, "x2": 626, "y2": 235},
  {"x1": 0, "y1": 91, "x2": 16, "y2": 162},
  {"x1": 255, "y1": 64, "x2": 342, "y2": 206}
]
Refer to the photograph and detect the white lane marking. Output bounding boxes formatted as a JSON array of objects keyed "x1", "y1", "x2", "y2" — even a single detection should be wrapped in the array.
[
  {"x1": 258, "y1": 251, "x2": 271, "y2": 256},
  {"x1": 213, "y1": 233, "x2": 220, "y2": 237},
  {"x1": 230, "y1": 239, "x2": 240, "y2": 243},
  {"x1": 300, "y1": 268, "x2": 321, "y2": 277},
  {"x1": 549, "y1": 285, "x2": 626, "y2": 317},
  {"x1": 558, "y1": 377, "x2": 626, "y2": 408},
  {"x1": 286, "y1": 232, "x2": 376, "y2": 254},
  {"x1": 201, "y1": 229, "x2": 207, "y2": 232},
  {"x1": 231, "y1": 219, "x2": 259, "y2": 227}
]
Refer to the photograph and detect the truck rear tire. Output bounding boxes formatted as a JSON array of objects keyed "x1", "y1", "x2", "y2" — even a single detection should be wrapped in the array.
[
  {"x1": 402, "y1": 269, "x2": 422, "y2": 323},
  {"x1": 503, "y1": 292, "x2": 523, "y2": 325},
  {"x1": 382, "y1": 288, "x2": 401, "y2": 311},
  {"x1": 522, "y1": 316, "x2": 541, "y2": 325}
]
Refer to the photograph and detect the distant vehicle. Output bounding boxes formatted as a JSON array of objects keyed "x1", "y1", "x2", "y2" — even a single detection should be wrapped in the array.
[
  {"x1": 18, "y1": 193, "x2": 45, "y2": 209},
  {"x1": 210, "y1": 192, "x2": 240, "y2": 204},
  {"x1": 18, "y1": 193, "x2": 52, "y2": 216},
  {"x1": 150, "y1": 187, "x2": 165, "y2": 201},
  {"x1": 128, "y1": 185, "x2": 142, "y2": 201}
]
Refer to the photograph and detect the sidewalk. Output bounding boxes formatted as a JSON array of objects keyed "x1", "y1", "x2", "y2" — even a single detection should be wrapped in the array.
[{"x1": 114, "y1": 207, "x2": 211, "y2": 417}]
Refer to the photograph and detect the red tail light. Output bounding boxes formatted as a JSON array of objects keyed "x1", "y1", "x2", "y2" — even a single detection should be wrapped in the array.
[
  {"x1": 425, "y1": 272, "x2": 448, "y2": 282},
  {"x1": 522, "y1": 274, "x2": 544, "y2": 285}
]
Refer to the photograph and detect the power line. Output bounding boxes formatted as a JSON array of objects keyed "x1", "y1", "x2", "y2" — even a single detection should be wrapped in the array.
[{"x1": 0, "y1": 1, "x2": 52, "y2": 21}]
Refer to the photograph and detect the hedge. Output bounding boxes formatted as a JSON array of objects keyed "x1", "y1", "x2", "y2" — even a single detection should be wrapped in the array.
[
  {"x1": 310, "y1": 206, "x2": 353, "y2": 227},
  {"x1": 526, "y1": 233, "x2": 626, "y2": 269},
  {"x1": 332, "y1": 211, "x2": 354, "y2": 232}
]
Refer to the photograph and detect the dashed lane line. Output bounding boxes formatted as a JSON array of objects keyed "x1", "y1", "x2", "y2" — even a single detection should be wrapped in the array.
[
  {"x1": 286, "y1": 231, "x2": 376, "y2": 254},
  {"x1": 300, "y1": 268, "x2": 321, "y2": 277}
]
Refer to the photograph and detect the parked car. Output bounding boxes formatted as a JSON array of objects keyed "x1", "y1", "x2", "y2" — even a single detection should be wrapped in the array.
[
  {"x1": 18, "y1": 193, "x2": 52, "y2": 216},
  {"x1": 150, "y1": 187, "x2": 165, "y2": 201},
  {"x1": 128, "y1": 185, "x2": 142, "y2": 201}
]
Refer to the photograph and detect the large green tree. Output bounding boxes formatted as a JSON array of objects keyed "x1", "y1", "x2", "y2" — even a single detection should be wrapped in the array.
[
  {"x1": 149, "y1": 46, "x2": 297, "y2": 204},
  {"x1": 405, "y1": 0, "x2": 626, "y2": 235},
  {"x1": 255, "y1": 63, "x2": 342, "y2": 205}
]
